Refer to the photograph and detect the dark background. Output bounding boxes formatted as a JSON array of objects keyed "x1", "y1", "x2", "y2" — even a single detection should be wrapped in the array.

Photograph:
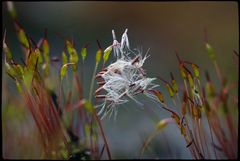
[{"x1": 2, "y1": 1, "x2": 238, "y2": 159}]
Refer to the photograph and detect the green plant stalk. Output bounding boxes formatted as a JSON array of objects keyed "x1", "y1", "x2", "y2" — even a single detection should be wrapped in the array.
[
  {"x1": 199, "y1": 119, "x2": 211, "y2": 158},
  {"x1": 185, "y1": 78, "x2": 204, "y2": 158},
  {"x1": 58, "y1": 79, "x2": 63, "y2": 112},
  {"x1": 162, "y1": 103, "x2": 203, "y2": 159},
  {"x1": 196, "y1": 118, "x2": 205, "y2": 157},
  {"x1": 89, "y1": 62, "x2": 99, "y2": 102},
  {"x1": 213, "y1": 61, "x2": 223, "y2": 84},
  {"x1": 183, "y1": 112, "x2": 203, "y2": 159},
  {"x1": 140, "y1": 128, "x2": 159, "y2": 157},
  {"x1": 162, "y1": 131, "x2": 173, "y2": 157},
  {"x1": 74, "y1": 72, "x2": 82, "y2": 99},
  {"x1": 80, "y1": 59, "x2": 85, "y2": 97},
  {"x1": 206, "y1": 115, "x2": 218, "y2": 159},
  {"x1": 183, "y1": 79, "x2": 192, "y2": 116},
  {"x1": 87, "y1": 60, "x2": 111, "y2": 159}
]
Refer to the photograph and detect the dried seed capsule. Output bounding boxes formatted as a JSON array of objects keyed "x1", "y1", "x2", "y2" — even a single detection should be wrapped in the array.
[
  {"x1": 181, "y1": 125, "x2": 187, "y2": 137},
  {"x1": 171, "y1": 113, "x2": 180, "y2": 125}
]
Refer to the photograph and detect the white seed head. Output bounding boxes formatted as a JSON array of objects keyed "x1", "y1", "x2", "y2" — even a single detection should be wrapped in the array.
[{"x1": 96, "y1": 29, "x2": 158, "y2": 119}]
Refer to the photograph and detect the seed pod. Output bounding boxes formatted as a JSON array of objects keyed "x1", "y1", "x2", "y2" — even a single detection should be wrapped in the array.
[
  {"x1": 180, "y1": 125, "x2": 187, "y2": 137},
  {"x1": 62, "y1": 51, "x2": 68, "y2": 65},
  {"x1": 181, "y1": 102, "x2": 187, "y2": 116},
  {"x1": 154, "y1": 90, "x2": 165, "y2": 104},
  {"x1": 27, "y1": 50, "x2": 39, "y2": 71},
  {"x1": 95, "y1": 49, "x2": 102, "y2": 64},
  {"x1": 103, "y1": 46, "x2": 112, "y2": 63},
  {"x1": 156, "y1": 118, "x2": 174, "y2": 130},
  {"x1": 156, "y1": 119, "x2": 168, "y2": 130},
  {"x1": 206, "y1": 43, "x2": 216, "y2": 61},
  {"x1": 60, "y1": 63, "x2": 75, "y2": 80},
  {"x1": 5, "y1": 61, "x2": 16, "y2": 78},
  {"x1": 66, "y1": 40, "x2": 78, "y2": 71},
  {"x1": 81, "y1": 47, "x2": 87, "y2": 61},
  {"x1": 60, "y1": 65, "x2": 67, "y2": 80},
  {"x1": 193, "y1": 106, "x2": 198, "y2": 118},
  {"x1": 187, "y1": 73, "x2": 194, "y2": 89},
  {"x1": 180, "y1": 64, "x2": 187, "y2": 79},
  {"x1": 43, "y1": 39, "x2": 49, "y2": 62},
  {"x1": 171, "y1": 113, "x2": 180, "y2": 125},
  {"x1": 166, "y1": 84, "x2": 174, "y2": 98},
  {"x1": 191, "y1": 64, "x2": 200, "y2": 78},
  {"x1": 18, "y1": 28, "x2": 30, "y2": 49},
  {"x1": 3, "y1": 39, "x2": 13, "y2": 61},
  {"x1": 170, "y1": 72, "x2": 178, "y2": 93},
  {"x1": 34, "y1": 48, "x2": 43, "y2": 64},
  {"x1": 15, "y1": 64, "x2": 24, "y2": 80},
  {"x1": 7, "y1": 1, "x2": 17, "y2": 19}
]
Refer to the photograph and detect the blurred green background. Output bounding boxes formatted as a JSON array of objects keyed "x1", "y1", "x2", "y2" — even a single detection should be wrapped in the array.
[{"x1": 2, "y1": 1, "x2": 238, "y2": 159}]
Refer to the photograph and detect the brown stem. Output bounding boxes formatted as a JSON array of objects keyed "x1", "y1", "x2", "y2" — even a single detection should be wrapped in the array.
[{"x1": 93, "y1": 110, "x2": 112, "y2": 160}]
